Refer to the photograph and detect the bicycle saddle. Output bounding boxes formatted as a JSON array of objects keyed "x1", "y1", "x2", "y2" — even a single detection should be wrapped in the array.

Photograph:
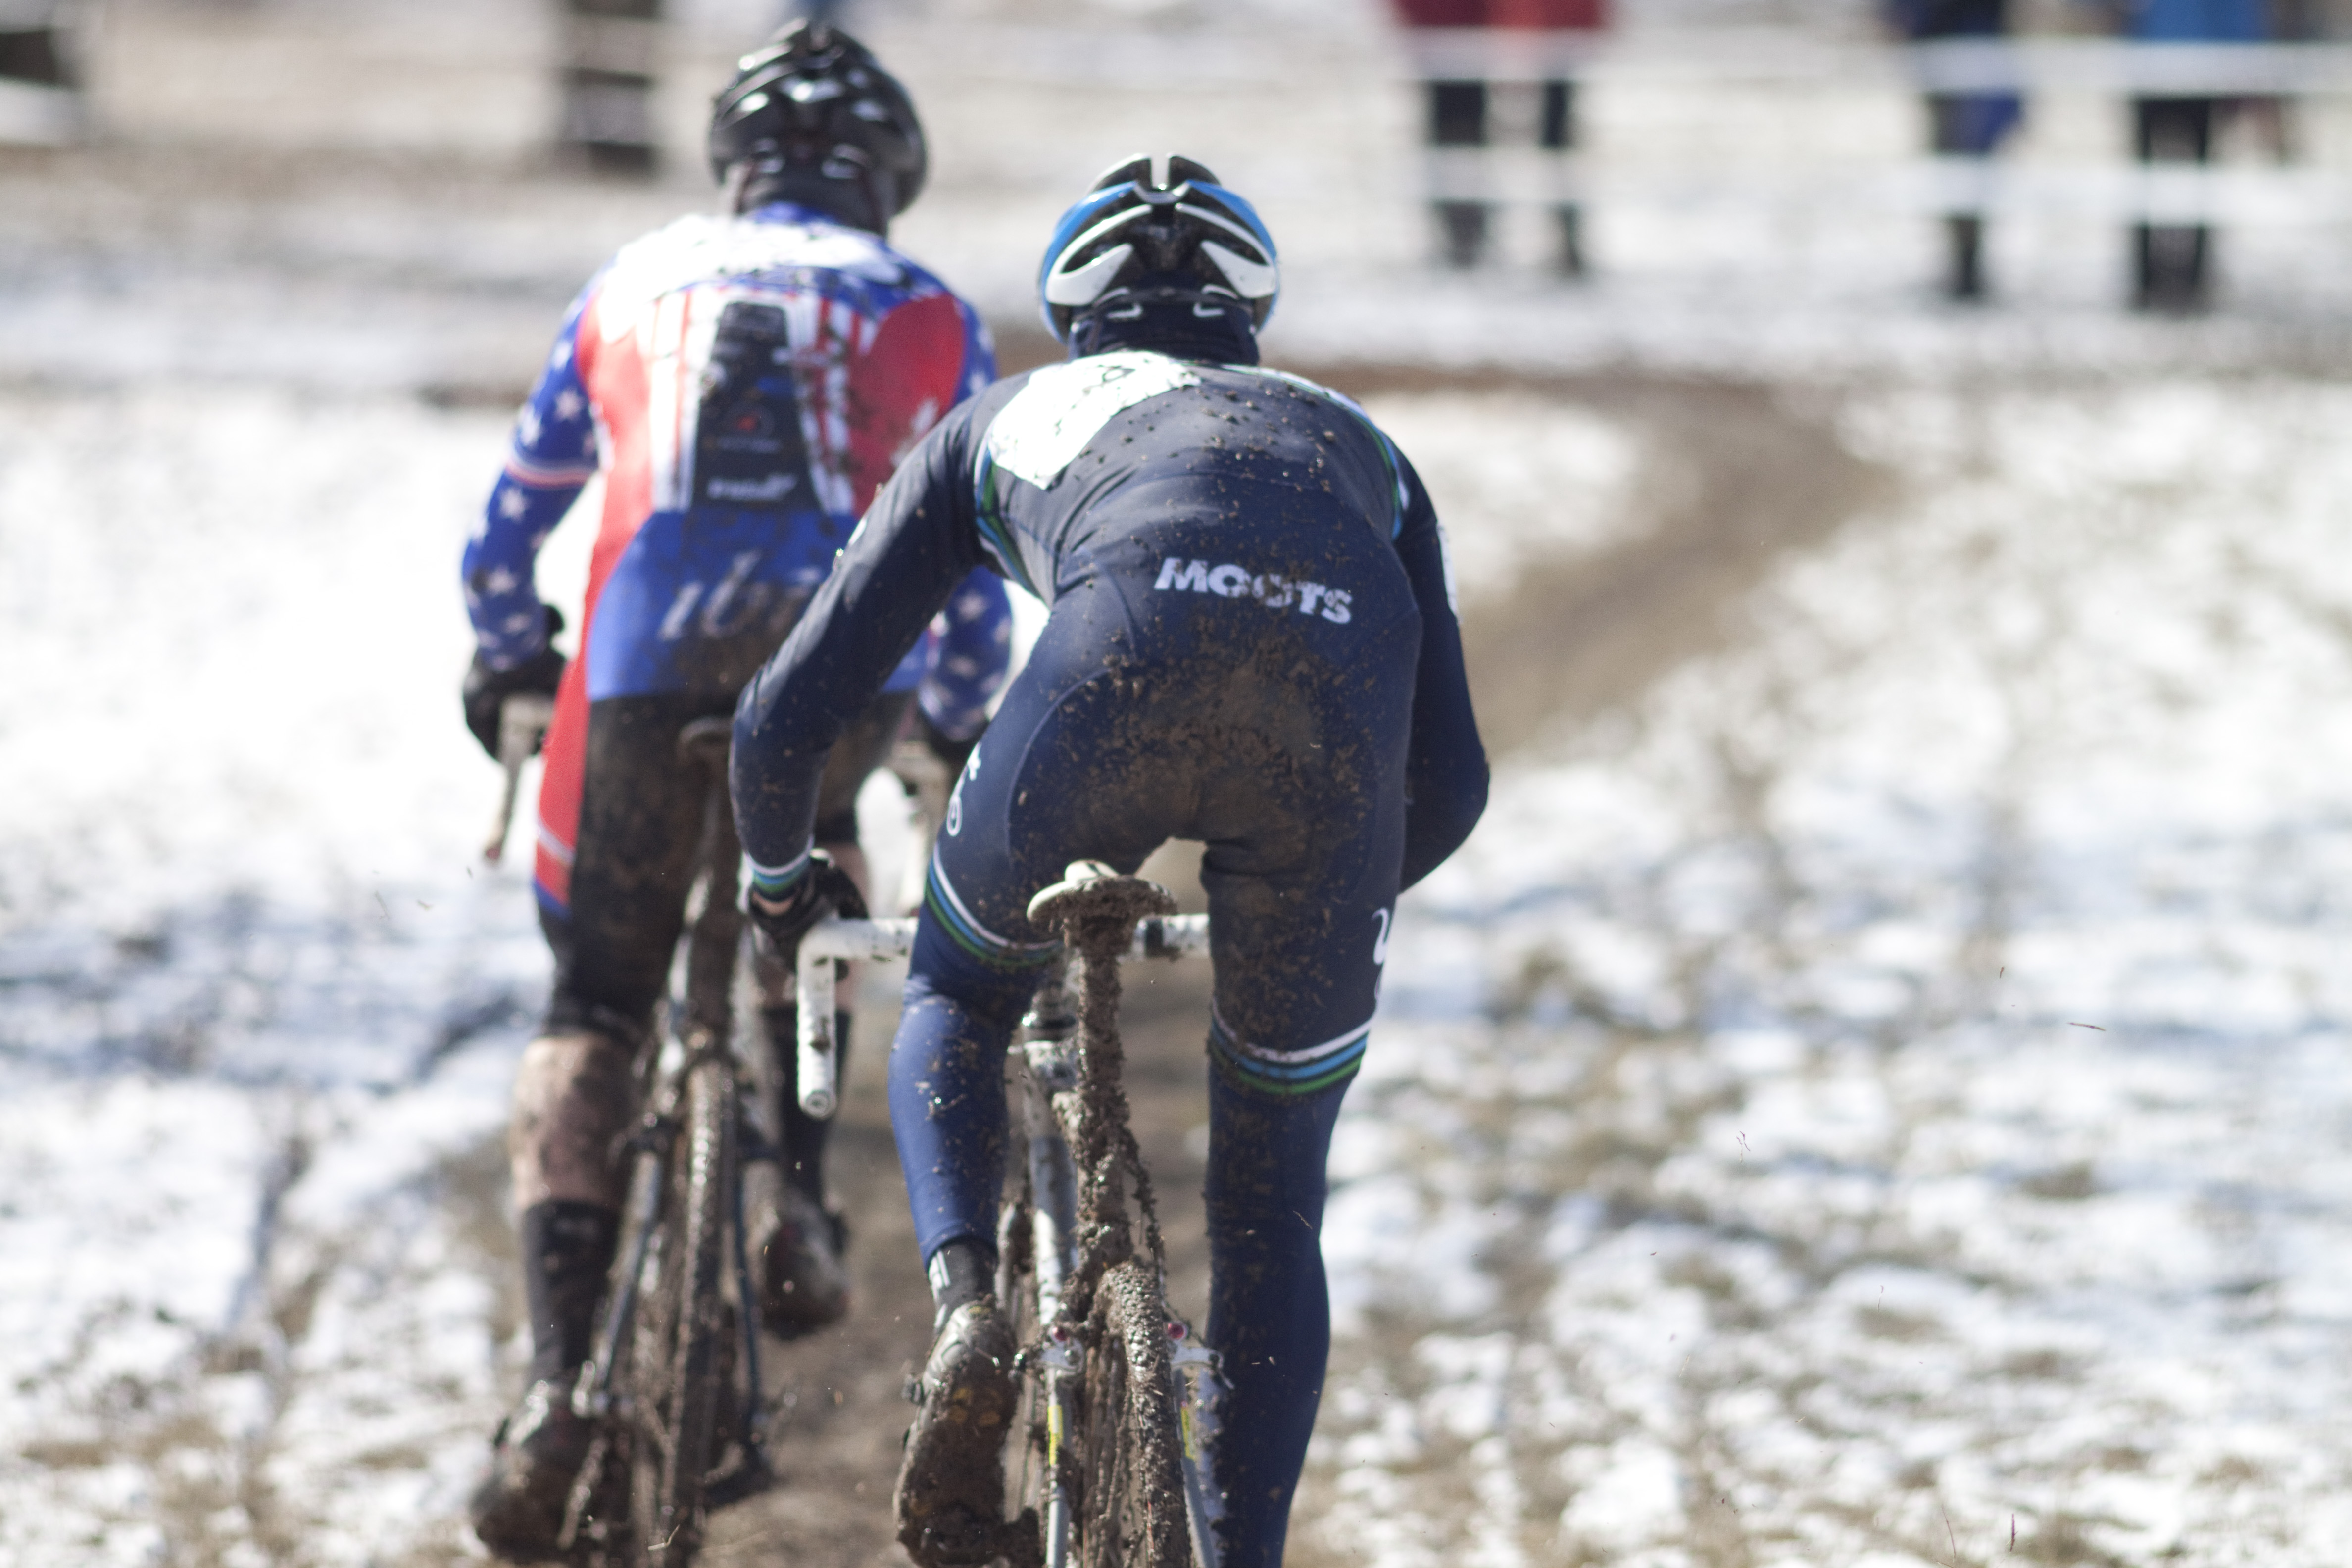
[{"x1": 1026, "y1": 860, "x2": 1176, "y2": 939}]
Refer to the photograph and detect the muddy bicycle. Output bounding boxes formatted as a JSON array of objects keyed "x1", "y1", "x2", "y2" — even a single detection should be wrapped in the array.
[
  {"x1": 797, "y1": 862, "x2": 1229, "y2": 1568},
  {"x1": 547, "y1": 714, "x2": 813, "y2": 1565},
  {"x1": 485, "y1": 701, "x2": 854, "y2": 1566}
]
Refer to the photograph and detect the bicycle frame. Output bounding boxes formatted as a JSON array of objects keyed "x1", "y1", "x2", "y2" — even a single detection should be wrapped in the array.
[
  {"x1": 563, "y1": 720, "x2": 782, "y2": 1559},
  {"x1": 794, "y1": 908, "x2": 1229, "y2": 1568}
]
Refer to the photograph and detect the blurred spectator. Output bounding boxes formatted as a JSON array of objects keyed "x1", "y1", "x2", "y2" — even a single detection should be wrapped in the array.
[
  {"x1": 0, "y1": 0, "x2": 81, "y2": 147},
  {"x1": 0, "y1": 1, "x2": 71, "y2": 91},
  {"x1": 2109, "y1": 0, "x2": 2272, "y2": 310},
  {"x1": 1886, "y1": 0, "x2": 2022, "y2": 301},
  {"x1": 1392, "y1": 0, "x2": 1608, "y2": 274}
]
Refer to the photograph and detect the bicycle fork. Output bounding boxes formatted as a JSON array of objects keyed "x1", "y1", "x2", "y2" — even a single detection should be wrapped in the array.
[
  {"x1": 1171, "y1": 1327, "x2": 1229, "y2": 1568},
  {"x1": 1015, "y1": 966, "x2": 1085, "y2": 1568}
]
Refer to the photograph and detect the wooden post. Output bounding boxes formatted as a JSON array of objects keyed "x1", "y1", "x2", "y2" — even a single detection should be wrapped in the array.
[{"x1": 559, "y1": 0, "x2": 662, "y2": 175}]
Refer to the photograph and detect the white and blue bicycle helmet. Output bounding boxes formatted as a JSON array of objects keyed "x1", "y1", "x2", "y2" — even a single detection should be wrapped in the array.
[{"x1": 1037, "y1": 154, "x2": 1280, "y2": 344}]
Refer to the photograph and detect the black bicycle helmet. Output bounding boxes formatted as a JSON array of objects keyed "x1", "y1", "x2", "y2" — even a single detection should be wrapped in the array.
[
  {"x1": 708, "y1": 22, "x2": 927, "y2": 227},
  {"x1": 1037, "y1": 154, "x2": 1280, "y2": 344}
]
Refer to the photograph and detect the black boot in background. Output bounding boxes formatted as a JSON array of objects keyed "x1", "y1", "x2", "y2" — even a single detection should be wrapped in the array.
[{"x1": 469, "y1": 1201, "x2": 619, "y2": 1561}]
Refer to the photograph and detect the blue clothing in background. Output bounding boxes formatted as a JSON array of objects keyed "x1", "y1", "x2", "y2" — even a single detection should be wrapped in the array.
[
  {"x1": 2128, "y1": 0, "x2": 2269, "y2": 41},
  {"x1": 1890, "y1": 0, "x2": 2023, "y2": 155}
]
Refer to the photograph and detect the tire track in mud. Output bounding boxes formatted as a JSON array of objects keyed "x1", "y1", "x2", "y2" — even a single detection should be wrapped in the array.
[{"x1": 1309, "y1": 363, "x2": 1891, "y2": 754}]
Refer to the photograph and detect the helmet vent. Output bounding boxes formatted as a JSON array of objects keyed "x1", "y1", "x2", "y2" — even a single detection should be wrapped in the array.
[
  {"x1": 707, "y1": 20, "x2": 926, "y2": 217},
  {"x1": 1037, "y1": 153, "x2": 1279, "y2": 343}
]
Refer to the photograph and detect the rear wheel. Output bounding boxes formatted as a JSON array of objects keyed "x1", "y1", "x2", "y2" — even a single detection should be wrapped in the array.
[
  {"x1": 1078, "y1": 1263, "x2": 1189, "y2": 1568},
  {"x1": 627, "y1": 1057, "x2": 735, "y2": 1567}
]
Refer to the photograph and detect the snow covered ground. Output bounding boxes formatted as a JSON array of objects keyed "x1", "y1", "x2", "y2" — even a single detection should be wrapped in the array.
[
  {"x1": 7, "y1": 1, "x2": 2352, "y2": 1564},
  {"x1": 1301, "y1": 379, "x2": 2352, "y2": 1568},
  {"x1": 0, "y1": 387, "x2": 556, "y2": 1562}
]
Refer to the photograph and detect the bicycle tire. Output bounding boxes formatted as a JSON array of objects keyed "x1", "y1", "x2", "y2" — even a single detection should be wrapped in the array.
[
  {"x1": 1078, "y1": 1262, "x2": 1190, "y2": 1568},
  {"x1": 628, "y1": 1057, "x2": 736, "y2": 1567},
  {"x1": 998, "y1": 1192, "x2": 1058, "y2": 1568}
]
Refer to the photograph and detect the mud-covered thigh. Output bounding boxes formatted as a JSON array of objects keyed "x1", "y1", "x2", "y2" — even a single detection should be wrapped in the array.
[
  {"x1": 931, "y1": 608, "x2": 1417, "y2": 1062},
  {"x1": 550, "y1": 688, "x2": 908, "y2": 1025}
]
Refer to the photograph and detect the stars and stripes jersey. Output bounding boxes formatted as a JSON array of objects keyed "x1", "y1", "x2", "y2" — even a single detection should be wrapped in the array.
[{"x1": 459, "y1": 201, "x2": 1007, "y2": 911}]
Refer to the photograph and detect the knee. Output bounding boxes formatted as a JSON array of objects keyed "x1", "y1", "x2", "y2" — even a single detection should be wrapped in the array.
[{"x1": 509, "y1": 1032, "x2": 638, "y2": 1209}]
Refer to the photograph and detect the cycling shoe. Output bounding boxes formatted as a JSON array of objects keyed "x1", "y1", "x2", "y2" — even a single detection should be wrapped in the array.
[
  {"x1": 895, "y1": 1296, "x2": 1020, "y2": 1568},
  {"x1": 755, "y1": 1185, "x2": 852, "y2": 1336},
  {"x1": 468, "y1": 1376, "x2": 594, "y2": 1563}
]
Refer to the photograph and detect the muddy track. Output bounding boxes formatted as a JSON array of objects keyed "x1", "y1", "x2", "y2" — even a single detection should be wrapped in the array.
[
  {"x1": 1308, "y1": 364, "x2": 1889, "y2": 753},
  {"x1": 7, "y1": 334, "x2": 1874, "y2": 1564},
  {"x1": 11, "y1": 348, "x2": 1877, "y2": 1566}
]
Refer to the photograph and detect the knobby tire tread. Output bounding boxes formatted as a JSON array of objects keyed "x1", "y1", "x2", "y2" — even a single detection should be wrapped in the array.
[
  {"x1": 631, "y1": 1059, "x2": 735, "y2": 1568},
  {"x1": 1080, "y1": 1262, "x2": 1188, "y2": 1568}
]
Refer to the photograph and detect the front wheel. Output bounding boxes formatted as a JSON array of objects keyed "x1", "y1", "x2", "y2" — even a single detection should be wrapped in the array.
[
  {"x1": 627, "y1": 1057, "x2": 735, "y2": 1567},
  {"x1": 1078, "y1": 1262, "x2": 1190, "y2": 1568}
]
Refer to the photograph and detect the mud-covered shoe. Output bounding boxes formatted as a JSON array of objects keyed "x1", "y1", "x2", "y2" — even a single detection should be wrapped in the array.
[
  {"x1": 468, "y1": 1377, "x2": 594, "y2": 1562},
  {"x1": 756, "y1": 1186, "x2": 851, "y2": 1336},
  {"x1": 895, "y1": 1297, "x2": 1020, "y2": 1568}
]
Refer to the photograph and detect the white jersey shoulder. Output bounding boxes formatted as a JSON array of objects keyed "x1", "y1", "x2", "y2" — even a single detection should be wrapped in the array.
[
  {"x1": 984, "y1": 351, "x2": 1201, "y2": 490},
  {"x1": 595, "y1": 212, "x2": 917, "y2": 344}
]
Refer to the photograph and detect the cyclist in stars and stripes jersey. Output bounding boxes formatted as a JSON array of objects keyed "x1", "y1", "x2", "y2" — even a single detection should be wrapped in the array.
[
  {"x1": 733, "y1": 154, "x2": 1488, "y2": 1568},
  {"x1": 456, "y1": 24, "x2": 1010, "y2": 1561}
]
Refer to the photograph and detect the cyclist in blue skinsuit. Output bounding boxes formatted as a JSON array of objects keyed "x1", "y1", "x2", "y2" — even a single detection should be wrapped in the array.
[{"x1": 733, "y1": 154, "x2": 1488, "y2": 1567}]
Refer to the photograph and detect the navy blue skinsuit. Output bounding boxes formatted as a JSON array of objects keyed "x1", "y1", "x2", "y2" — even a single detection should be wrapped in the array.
[{"x1": 734, "y1": 342, "x2": 1486, "y2": 1565}]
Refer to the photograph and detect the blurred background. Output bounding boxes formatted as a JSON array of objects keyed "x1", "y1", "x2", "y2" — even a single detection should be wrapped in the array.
[{"x1": 8, "y1": 1, "x2": 2352, "y2": 1564}]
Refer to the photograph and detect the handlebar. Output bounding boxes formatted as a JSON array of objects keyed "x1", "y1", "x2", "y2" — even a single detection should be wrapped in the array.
[
  {"x1": 483, "y1": 693, "x2": 556, "y2": 864},
  {"x1": 790, "y1": 912, "x2": 1211, "y2": 1119}
]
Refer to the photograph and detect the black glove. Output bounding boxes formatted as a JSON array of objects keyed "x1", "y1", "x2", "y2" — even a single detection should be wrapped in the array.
[
  {"x1": 462, "y1": 605, "x2": 567, "y2": 759},
  {"x1": 746, "y1": 849, "x2": 869, "y2": 967},
  {"x1": 915, "y1": 706, "x2": 982, "y2": 783}
]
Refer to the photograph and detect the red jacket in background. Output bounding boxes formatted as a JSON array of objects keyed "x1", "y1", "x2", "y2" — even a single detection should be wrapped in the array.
[{"x1": 1391, "y1": 0, "x2": 1607, "y2": 27}]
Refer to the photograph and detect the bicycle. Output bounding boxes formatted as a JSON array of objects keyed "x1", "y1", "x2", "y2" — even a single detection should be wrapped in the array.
[
  {"x1": 794, "y1": 862, "x2": 1229, "y2": 1568},
  {"x1": 484, "y1": 702, "x2": 797, "y2": 1567},
  {"x1": 560, "y1": 716, "x2": 804, "y2": 1565}
]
